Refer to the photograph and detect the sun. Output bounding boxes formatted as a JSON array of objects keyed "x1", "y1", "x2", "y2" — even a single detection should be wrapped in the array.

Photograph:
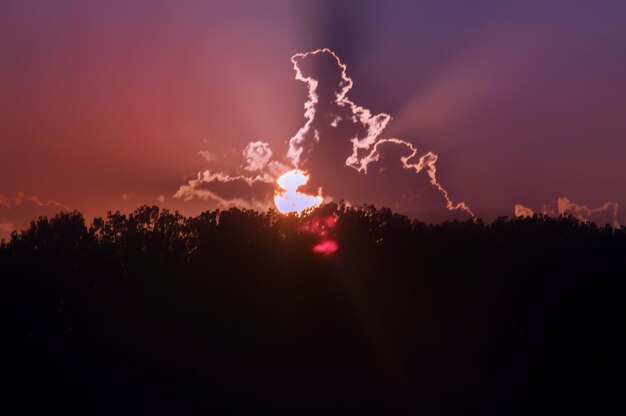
[{"x1": 274, "y1": 169, "x2": 323, "y2": 215}]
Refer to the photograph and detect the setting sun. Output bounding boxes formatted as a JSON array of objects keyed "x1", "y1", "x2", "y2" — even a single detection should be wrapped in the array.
[{"x1": 274, "y1": 169, "x2": 323, "y2": 214}]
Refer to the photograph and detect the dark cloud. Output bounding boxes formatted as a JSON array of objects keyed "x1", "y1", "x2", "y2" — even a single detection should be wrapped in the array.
[{"x1": 286, "y1": 49, "x2": 474, "y2": 221}]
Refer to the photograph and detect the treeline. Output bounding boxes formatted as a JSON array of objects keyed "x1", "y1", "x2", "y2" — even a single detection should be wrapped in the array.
[{"x1": 1, "y1": 204, "x2": 625, "y2": 414}]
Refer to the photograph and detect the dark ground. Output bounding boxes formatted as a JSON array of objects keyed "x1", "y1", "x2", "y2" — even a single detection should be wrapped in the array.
[{"x1": 1, "y1": 204, "x2": 624, "y2": 414}]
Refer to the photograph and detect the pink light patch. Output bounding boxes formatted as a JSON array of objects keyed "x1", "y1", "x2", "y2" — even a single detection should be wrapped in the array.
[
  {"x1": 299, "y1": 215, "x2": 336, "y2": 237},
  {"x1": 312, "y1": 239, "x2": 339, "y2": 255},
  {"x1": 301, "y1": 214, "x2": 339, "y2": 256}
]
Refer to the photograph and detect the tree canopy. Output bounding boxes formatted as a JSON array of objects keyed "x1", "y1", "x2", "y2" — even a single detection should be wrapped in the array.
[{"x1": 1, "y1": 204, "x2": 624, "y2": 414}]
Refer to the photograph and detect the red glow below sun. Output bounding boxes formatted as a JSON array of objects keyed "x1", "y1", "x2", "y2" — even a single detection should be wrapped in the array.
[{"x1": 312, "y1": 239, "x2": 339, "y2": 255}]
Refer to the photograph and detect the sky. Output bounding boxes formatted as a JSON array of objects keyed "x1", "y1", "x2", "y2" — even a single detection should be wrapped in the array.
[{"x1": 2, "y1": 0, "x2": 626, "y2": 238}]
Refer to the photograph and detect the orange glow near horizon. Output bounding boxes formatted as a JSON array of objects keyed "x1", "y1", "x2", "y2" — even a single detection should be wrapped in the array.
[{"x1": 274, "y1": 169, "x2": 323, "y2": 215}]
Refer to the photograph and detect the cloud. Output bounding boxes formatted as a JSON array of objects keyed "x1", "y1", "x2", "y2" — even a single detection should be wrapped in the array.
[
  {"x1": 156, "y1": 195, "x2": 166, "y2": 203},
  {"x1": 243, "y1": 141, "x2": 290, "y2": 177},
  {"x1": 0, "y1": 192, "x2": 69, "y2": 241},
  {"x1": 514, "y1": 204, "x2": 535, "y2": 218},
  {"x1": 177, "y1": 49, "x2": 475, "y2": 221},
  {"x1": 514, "y1": 197, "x2": 619, "y2": 227},
  {"x1": 198, "y1": 150, "x2": 217, "y2": 163},
  {"x1": 287, "y1": 49, "x2": 391, "y2": 172},
  {"x1": 13, "y1": 192, "x2": 68, "y2": 211},
  {"x1": 354, "y1": 138, "x2": 474, "y2": 215},
  {"x1": 557, "y1": 197, "x2": 619, "y2": 228},
  {"x1": 243, "y1": 141, "x2": 273, "y2": 172},
  {"x1": 178, "y1": 48, "x2": 622, "y2": 226},
  {"x1": 285, "y1": 48, "x2": 474, "y2": 218},
  {"x1": 176, "y1": 140, "x2": 288, "y2": 210},
  {"x1": 121, "y1": 193, "x2": 133, "y2": 201},
  {"x1": 174, "y1": 170, "x2": 276, "y2": 210}
]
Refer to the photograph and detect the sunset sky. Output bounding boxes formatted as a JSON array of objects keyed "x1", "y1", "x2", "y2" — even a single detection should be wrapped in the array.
[{"x1": 2, "y1": 0, "x2": 626, "y2": 238}]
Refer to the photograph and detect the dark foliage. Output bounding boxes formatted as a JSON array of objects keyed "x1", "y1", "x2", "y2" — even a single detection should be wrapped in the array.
[{"x1": 1, "y1": 204, "x2": 625, "y2": 414}]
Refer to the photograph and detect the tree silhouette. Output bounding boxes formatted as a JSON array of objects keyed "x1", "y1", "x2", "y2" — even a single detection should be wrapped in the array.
[{"x1": 1, "y1": 205, "x2": 624, "y2": 414}]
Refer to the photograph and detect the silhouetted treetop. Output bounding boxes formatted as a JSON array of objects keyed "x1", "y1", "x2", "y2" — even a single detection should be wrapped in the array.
[{"x1": 1, "y1": 203, "x2": 624, "y2": 414}]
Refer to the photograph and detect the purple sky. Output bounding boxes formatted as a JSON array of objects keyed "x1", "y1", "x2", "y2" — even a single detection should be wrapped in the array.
[{"x1": 2, "y1": 0, "x2": 626, "y2": 238}]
